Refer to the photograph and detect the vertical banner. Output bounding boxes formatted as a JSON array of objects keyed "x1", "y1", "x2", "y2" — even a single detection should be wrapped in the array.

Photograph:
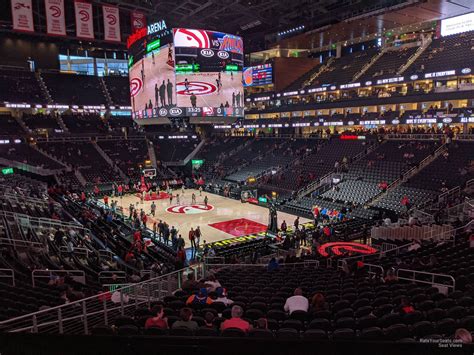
[
  {"x1": 11, "y1": 0, "x2": 34, "y2": 33},
  {"x1": 103, "y1": 5, "x2": 121, "y2": 42},
  {"x1": 74, "y1": 0, "x2": 94, "y2": 39},
  {"x1": 130, "y1": 11, "x2": 146, "y2": 34},
  {"x1": 45, "y1": 0, "x2": 66, "y2": 36}
]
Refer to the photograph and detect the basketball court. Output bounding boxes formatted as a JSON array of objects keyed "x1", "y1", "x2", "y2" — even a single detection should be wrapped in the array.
[{"x1": 114, "y1": 188, "x2": 309, "y2": 248}]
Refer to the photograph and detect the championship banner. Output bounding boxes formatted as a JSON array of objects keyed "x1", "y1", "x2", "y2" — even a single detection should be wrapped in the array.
[
  {"x1": 11, "y1": 0, "x2": 34, "y2": 33},
  {"x1": 74, "y1": 0, "x2": 94, "y2": 39},
  {"x1": 45, "y1": 0, "x2": 66, "y2": 36},
  {"x1": 130, "y1": 11, "x2": 146, "y2": 33},
  {"x1": 103, "y1": 5, "x2": 121, "y2": 42}
]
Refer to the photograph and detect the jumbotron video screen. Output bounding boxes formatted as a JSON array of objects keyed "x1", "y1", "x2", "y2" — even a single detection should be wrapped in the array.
[{"x1": 128, "y1": 24, "x2": 244, "y2": 119}]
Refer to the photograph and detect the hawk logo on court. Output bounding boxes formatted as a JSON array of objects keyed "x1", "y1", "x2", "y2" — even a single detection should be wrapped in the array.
[
  {"x1": 318, "y1": 242, "x2": 377, "y2": 257},
  {"x1": 166, "y1": 204, "x2": 214, "y2": 214}
]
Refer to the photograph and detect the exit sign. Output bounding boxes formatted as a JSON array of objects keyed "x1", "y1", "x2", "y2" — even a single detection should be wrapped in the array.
[{"x1": 1, "y1": 167, "x2": 14, "y2": 175}]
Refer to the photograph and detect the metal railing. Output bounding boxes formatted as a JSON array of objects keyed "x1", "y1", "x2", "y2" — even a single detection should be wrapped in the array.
[
  {"x1": 338, "y1": 242, "x2": 414, "y2": 266},
  {"x1": 0, "y1": 268, "x2": 15, "y2": 286},
  {"x1": 0, "y1": 264, "x2": 205, "y2": 334},
  {"x1": 205, "y1": 261, "x2": 320, "y2": 274},
  {"x1": 423, "y1": 220, "x2": 473, "y2": 245},
  {"x1": 59, "y1": 246, "x2": 89, "y2": 258},
  {"x1": 0, "y1": 237, "x2": 44, "y2": 249},
  {"x1": 396, "y1": 268, "x2": 455, "y2": 291},
  {"x1": 98, "y1": 271, "x2": 127, "y2": 285},
  {"x1": 31, "y1": 269, "x2": 86, "y2": 288},
  {"x1": 380, "y1": 242, "x2": 398, "y2": 253}
]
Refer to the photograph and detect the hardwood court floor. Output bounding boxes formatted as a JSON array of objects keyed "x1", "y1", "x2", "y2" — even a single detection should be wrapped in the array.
[{"x1": 117, "y1": 188, "x2": 308, "y2": 248}]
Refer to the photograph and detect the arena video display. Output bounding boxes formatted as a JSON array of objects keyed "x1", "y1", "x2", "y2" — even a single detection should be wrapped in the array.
[
  {"x1": 128, "y1": 20, "x2": 175, "y2": 119},
  {"x1": 129, "y1": 27, "x2": 244, "y2": 119},
  {"x1": 174, "y1": 28, "x2": 244, "y2": 118}
]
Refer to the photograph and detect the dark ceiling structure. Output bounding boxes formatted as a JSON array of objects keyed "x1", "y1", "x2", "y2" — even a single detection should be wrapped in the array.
[
  {"x1": 151, "y1": 0, "x2": 412, "y2": 35},
  {"x1": 0, "y1": 0, "x2": 472, "y2": 53}
]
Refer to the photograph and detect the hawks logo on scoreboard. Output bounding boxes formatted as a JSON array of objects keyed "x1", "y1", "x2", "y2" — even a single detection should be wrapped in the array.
[
  {"x1": 129, "y1": 78, "x2": 143, "y2": 98},
  {"x1": 173, "y1": 28, "x2": 211, "y2": 48}
]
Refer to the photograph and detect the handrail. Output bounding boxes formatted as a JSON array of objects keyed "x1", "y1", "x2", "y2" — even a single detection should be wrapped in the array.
[
  {"x1": 98, "y1": 271, "x2": 127, "y2": 284},
  {"x1": 206, "y1": 260, "x2": 320, "y2": 269},
  {"x1": 0, "y1": 210, "x2": 85, "y2": 230},
  {"x1": 396, "y1": 268, "x2": 455, "y2": 290},
  {"x1": 423, "y1": 220, "x2": 473, "y2": 245},
  {"x1": 339, "y1": 242, "x2": 414, "y2": 266},
  {"x1": 0, "y1": 263, "x2": 205, "y2": 330},
  {"x1": 31, "y1": 269, "x2": 86, "y2": 287},
  {"x1": 59, "y1": 246, "x2": 89, "y2": 258},
  {"x1": 0, "y1": 268, "x2": 15, "y2": 286},
  {"x1": 336, "y1": 262, "x2": 384, "y2": 276},
  {"x1": 0, "y1": 237, "x2": 44, "y2": 249}
]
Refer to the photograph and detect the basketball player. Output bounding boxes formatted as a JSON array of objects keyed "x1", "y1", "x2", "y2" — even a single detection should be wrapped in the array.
[
  {"x1": 159, "y1": 80, "x2": 166, "y2": 107},
  {"x1": 190, "y1": 93, "x2": 197, "y2": 108},
  {"x1": 169, "y1": 194, "x2": 173, "y2": 205},
  {"x1": 167, "y1": 43, "x2": 173, "y2": 64},
  {"x1": 166, "y1": 79, "x2": 173, "y2": 105},
  {"x1": 204, "y1": 195, "x2": 208, "y2": 207},
  {"x1": 199, "y1": 186, "x2": 203, "y2": 196},
  {"x1": 181, "y1": 184, "x2": 185, "y2": 195},
  {"x1": 176, "y1": 194, "x2": 180, "y2": 204},
  {"x1": 150, "y1": 201, "x2": 156, "y2": 217},
  {"x1": 184, "y1": 78, "x2": 190, "y2": 92},
  {"x1": 191, "y1": 193, "x2": 196, "y2": 204}
]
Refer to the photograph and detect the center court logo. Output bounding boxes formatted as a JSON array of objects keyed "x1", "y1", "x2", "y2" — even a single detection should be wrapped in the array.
[
  {"x1": 166, "y1": 204, "x2": 214, "y2": 214},
  {"x1": 176, "y1": 81, "x2": 217, "y2": 96}
]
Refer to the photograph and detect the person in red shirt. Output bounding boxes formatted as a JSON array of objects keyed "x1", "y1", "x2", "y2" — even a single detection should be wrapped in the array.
[
  {"x1": 176, "y1": 247, "x2": 186, "y2": 269},
  {"x1": 323, "y1": 226, "x2": 331, "y2": 238},
  {"x1": 94, "y1": 185, "x2": 100, "y2": 196},
  {"x1": 133, "y1": 230, "x2": 141, "y2": 243},
  {"x1": 399, "y1": 297, "x2": 415, "y2": 315},
  {"x1": 97, "y1": 286, "x2": 111, "y2": 302},
  {"x1": 117, "y1": 184, "x2": 123, "y2": 197},
  {"x1": 312, "y1": 206, "x2": 320, "y2": 225},
  {"x1": 124, "y1": 251, "x2": 135, "y2": 263},
  {"x1": 80, "y1": 191, "x2": 86, "y2": 203},
  {"x1": 401, "y1": 196, "x2": 410, "y2": 212},
  {"x1": 378, "y1": 181, "x2": 388, "y2": 191},
  {"x1": 144, "y1": 305, "x2": 168, "y2": 329},
  {"x1": 220, "y1": 305, "x2": 251, "y2": 333},
  {"x1": 103, "y1": 195, "x2": 109, "y2": 206},
  {"x1": 142, "y1": 214, "x2": 147, "y2": 228}
]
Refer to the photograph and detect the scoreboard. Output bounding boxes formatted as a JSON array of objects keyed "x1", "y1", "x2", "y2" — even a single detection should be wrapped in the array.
[{"x1": 243, "y1": 64, "x2": 273, "y2": 87}]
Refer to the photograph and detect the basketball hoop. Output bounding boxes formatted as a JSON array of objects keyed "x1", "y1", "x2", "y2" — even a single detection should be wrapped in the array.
[{"x1": 143, "y1": 168, "x2": 157, "y2": 178}]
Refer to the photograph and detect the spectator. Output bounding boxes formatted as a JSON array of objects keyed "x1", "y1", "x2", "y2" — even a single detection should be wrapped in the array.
[
  {"x1": 182, "y1": 273, "x2": 199, "y2": 292},
  {"x1": 186, "y1": 288, "x2": 213, "y2": 305},
  {"x1": 220, "y1": 305, "x2": 251, "y2": 332},
  {"x1": 284, "y1": 287, "x2": 309, "y2": 315},
  {"x1": 399, "y1": 297, "x2": 415, "y2": 315},
  {"x1": 111, "y1": 289, "x2": 129, "y2": 304},
  {"x1": 172, "y1": 308, "x2": 199, "y2": 331},
  {"x1": 203, "y1": 275, "x2": 220, "y2": 293},
  {"x1": 145, "y1": 305, "x2": 168, "y2": 329},
  {"x1": 214, "y1": 287, "x2": 233, "y2": 306},
  {"x1": 267, "y1": 257, "x2": 279, "y2": 271},
  {"x1": 384, "y1": 268, "x2": 398, "y2": 283},
  {"x1": 203, "y1": 312, "x2": 216, "y2": 329},
  {"x1": 309, "y1": 293, "x2": 328, "y2": 313}
]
